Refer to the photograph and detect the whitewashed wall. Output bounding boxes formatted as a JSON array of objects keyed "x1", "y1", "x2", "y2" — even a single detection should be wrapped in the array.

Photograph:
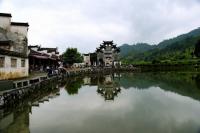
[
  {"x1": 0, "y1": 55, "x2": 29, "y2": 80},
  {"x1": 10, "y1": 25, "x2": 28, "y2": 36},
  {"x1": 83, "y1": 55, "x2": 91, "y2": 66},
  {"x1": 0, "y1": 16, "x2": 11, "y2": 30}
]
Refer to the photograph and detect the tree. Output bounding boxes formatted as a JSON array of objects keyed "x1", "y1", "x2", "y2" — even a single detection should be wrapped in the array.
[
  {"x1": 62, "y1": 48, "x2": 83, "y2": 66},
  {"x1": 194, "y1": 40, "x2": 200, "y2": 58},
  {"x1": 152, "y1": 59, "x2": 160, "y2": 64}
]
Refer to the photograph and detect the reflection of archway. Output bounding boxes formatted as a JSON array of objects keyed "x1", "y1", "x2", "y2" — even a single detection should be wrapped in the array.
[
  {"x1": 97, "y1": 75, "x2": 121, "y2": 101},
  {"x1": 97, "y1": 86, "x2": 121, "y2": 101}
]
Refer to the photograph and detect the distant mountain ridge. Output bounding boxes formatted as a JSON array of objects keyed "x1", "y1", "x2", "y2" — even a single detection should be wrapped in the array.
[
  {"x1": 157, "y1": 27, "x2": 200, "y2": 49},
  {"x1": 120, "y1": 43, "x2": 155, "y2": 56},
  {"x1": 120, "y1": 27, "x2": 200, "y2": 64}
]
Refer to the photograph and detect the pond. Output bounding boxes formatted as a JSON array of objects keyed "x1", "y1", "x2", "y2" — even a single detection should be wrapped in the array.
[{"x1": 1, "y1": 72, "x2": 200, "y2": 133}]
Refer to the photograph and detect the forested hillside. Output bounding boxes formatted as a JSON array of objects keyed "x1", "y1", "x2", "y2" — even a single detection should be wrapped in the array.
[{"x1": 120, "y1": 27, "x2": 200, "y2": 64}]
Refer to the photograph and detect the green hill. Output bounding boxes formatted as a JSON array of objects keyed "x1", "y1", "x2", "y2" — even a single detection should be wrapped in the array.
[
  {"x1": 120, "y1": 27, "x2": 200, "y2": 64},
  {"x1": 120, "y1": 43, "x2": 155, "y2": 57}
]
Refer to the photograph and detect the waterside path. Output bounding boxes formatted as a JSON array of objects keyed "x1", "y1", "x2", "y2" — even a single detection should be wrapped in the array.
[{"x1": 0, "y1": 67, "x2": 139, "y2": 108}]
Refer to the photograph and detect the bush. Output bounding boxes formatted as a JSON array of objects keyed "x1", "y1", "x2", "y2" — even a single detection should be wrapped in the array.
[{"x1": 152, "y1": 59, "x2": 161, "y2": 64}]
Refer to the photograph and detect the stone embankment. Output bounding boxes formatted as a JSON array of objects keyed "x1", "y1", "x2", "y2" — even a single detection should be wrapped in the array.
[{"x1": 0, "y1": 67, "x2": 139, "y2": 107}]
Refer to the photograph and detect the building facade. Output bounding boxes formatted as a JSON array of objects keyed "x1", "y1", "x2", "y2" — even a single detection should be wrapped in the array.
[
  {"x1": 0, "y1": 13, "x2": 29, "y2": 80},
  {"x1": 83, "y1": 53, "x2": 97, "y2": 67},
  {"x1": 83, "y1": 54, "x2": 91, "y2": 66},
  {"x1": 83, "y1": 41, "x2": 120, "y2": 67},
  {"x1": 28, "y1": 45, "x2": 60, "y2": 72}
]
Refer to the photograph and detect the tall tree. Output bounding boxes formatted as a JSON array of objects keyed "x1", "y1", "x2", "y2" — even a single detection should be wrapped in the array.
[
  {"x1": 194, "y1": 40, "x2": 200, "y2": 58},
  {"x1": 62, "y1": 48, "x2": 83, "y2": 66}
]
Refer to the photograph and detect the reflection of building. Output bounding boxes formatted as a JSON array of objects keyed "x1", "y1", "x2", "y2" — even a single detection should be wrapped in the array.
[
  {"x1": 83, "y1": 77, "x2": 91, "y2": 85},
  {"x1": 0, "y1": 13, "x2": 29, "y2": 79},
  {"x1": 83, "y1": 41, "x2": 120, "y2": 67},
  {"x1": 0, "y1": 85, "x2": 59, "y2": 133},
  {"x1": 83, "y1": 74, "x2": 121, "y2": 101},
  {"x1": 0, "y1": 106, "x2": 30, "y2": 133},
  {"x1": 97, "y1": 75, "x2": 121, "y2": 101}
]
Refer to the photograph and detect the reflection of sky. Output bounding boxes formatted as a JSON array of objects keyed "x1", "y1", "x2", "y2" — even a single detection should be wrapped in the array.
[{"x1": 30, "y1": 85, "x2": 200, "y2": 133}]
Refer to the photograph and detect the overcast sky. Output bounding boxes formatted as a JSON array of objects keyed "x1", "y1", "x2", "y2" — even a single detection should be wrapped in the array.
[{"x1": 0, "y1": 0, "x2": 200, "y2": 53}]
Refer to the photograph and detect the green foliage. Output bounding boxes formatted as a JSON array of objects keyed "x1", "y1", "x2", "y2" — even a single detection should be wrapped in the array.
[
  {"x1": 152, "y1": 59, "x2": 161, "y2": 64},
  {"x1": 120, "y1": 72, "x2": 200, "y2": 101},
  {"x1": 194, "y1": 40, "x2": 200, "y2": 57},
  {"x1": 120, "y1": 27, "x2": 200, "y2": 65},
  {"x1": 65, "y1": 78, "x2": 83, "y2": 95},
  {"x1": 120, "y1": 43, "x2": 155, "y2": 57},
  {"x1": 62, "y1": 48, "x2": 83, "y2": 65}
]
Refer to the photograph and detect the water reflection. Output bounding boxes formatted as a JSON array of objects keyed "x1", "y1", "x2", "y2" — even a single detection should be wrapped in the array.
[
  {"x1": 64, "y1": 72, "x2": 200, "y2": 101},
  {"x1": 1, "y1": 72, "x2": 200, "y2": 133},
  {"x1": 195, "y1": 74, "x2": 200, "y2": 89},
  {"x1": 0, "y1": 82, "x2": 60, "y2": 133},
  {"x1": 119, "y1": 72, "x2": 200, "y2": 101},
  {"x1": 64, "y1": 74, "x2": 121, "y2": 100},
  {"x1": 64, "y1": 77, "x2": 83, "y2": 95},
  {"x1": 0, "y1": 105, "x2": 30, "y2": 133},
  {"x1": 97, "y1": 75, "x2": 121, "y2": 101}
]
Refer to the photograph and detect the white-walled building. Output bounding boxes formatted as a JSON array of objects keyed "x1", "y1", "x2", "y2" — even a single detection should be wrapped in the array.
[
  {"x1": 0, "y1": 13, "x2": 29, "y2": 80},
  {"x1": 10, "y1": 22, "x2": 29, "y2": 37},
  {"x1": 0, "y1": 13, "x2": 11, "y2": 31},
  {"x1": 28, "y1": 45, "x2": 60, "y2": 71},
  {"x1": 83, "y1": 54, "x2": 91, "y2": 66}
]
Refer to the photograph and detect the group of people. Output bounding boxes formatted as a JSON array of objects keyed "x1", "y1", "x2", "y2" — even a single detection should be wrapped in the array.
[
  {"x1": 46, "y1": 66, "x2": 66, "y2": 77},
  {"x1": 29, "y1": 65, "x2": 66, "y2": 77}
]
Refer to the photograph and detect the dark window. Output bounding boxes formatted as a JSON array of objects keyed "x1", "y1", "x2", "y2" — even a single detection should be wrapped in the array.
[
  {"x1": 0, "y1": 57, "x2": 5, "y2": 68},
  {"x1": 21, "y1": 59, "x2": 25, "y2": 67}
]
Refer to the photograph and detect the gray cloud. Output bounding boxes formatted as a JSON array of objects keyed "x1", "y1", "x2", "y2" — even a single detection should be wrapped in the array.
[{"x1": 0, "y1": 0, "x2": 200, "y2": 53}]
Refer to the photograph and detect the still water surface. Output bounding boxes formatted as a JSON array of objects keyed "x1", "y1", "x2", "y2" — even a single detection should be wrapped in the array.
[{"x1": 1, "y1": 72, "x2": 200, "y2": 133}]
